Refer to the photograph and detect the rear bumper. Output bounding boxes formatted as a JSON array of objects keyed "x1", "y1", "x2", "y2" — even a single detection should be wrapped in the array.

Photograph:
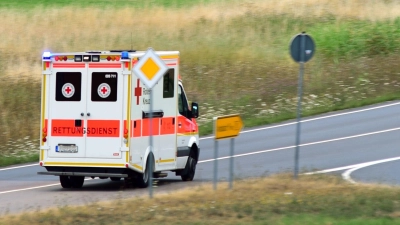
[
  {"x1": 38, "y1": 171, "x2": 128, "y2": 178},
  {"x1": 38, "y1": 166, "x2": 131, "y2": 177}
]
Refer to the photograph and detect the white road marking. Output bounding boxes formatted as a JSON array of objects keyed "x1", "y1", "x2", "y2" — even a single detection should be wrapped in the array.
[
  {"x1": 305, "y1": 156, "x2": 400, "y2": 184},
  {"x1": 0, "y1": 164, "x2": 37, "y2": 171},
  {"x1": 200, "y1": 101, "x2": 400, "y2": 140},
  {"x1": 341, "y1": 157, "x2": 400, "y2": 184},
  {"x1": 198, "y1": 145, "x2": 294, "y2": 163},
  {"x1": 0, "y1": 183, "x2": 60, "y2": 194},
  {"x1": 199, "y1": 126, "x2": 400, "y2": 163},
  {"x1": 0, "y1": 178, "x2": 97, "y2": 195}
]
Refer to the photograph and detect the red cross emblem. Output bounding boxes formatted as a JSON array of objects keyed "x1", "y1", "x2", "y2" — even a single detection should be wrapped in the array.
[
  {"x1": 134, "y1": 79, "x2": 142, "y2": 105},
  {"x1": 101, "y1": 86, "x2": 108, "y2": 94},
  {"x1": 97, "y1": 83, "x2": 111, "y2": 98},
  {"x1": 65, "y1": 86, "x2": 72, "y2": 94},
  {"x1": 61, "y1": 83, "x2": 75, "y2": 98}
]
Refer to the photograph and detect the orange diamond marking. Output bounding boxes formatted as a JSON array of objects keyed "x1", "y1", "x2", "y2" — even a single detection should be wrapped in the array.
[{"x1": 140, "y1": 58, "x2": 160, "y2": 80}]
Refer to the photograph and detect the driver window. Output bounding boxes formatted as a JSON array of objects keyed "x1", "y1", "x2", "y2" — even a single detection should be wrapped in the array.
[{"x1": 178, "y1": 85, "x2": 189, "y2": 118}]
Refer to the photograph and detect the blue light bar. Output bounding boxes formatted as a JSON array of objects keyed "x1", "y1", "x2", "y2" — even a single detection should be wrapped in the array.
[
  {"x1": 42, "y1": 52, "x2": 52, "y2": 60},
  {"x1": 121, "y1": 51, "x2": 129, "y2": 59}
]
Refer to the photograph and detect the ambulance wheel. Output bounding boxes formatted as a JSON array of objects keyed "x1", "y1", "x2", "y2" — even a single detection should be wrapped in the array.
[
  {"x1": 60, "y1": 176, "x2": 72, "y2": 188},
  {"x1": 70, "y1": 176, "x2": 85, "y2": 188},
  {"x1": 137, "y1": 154, "x2": 154, "y2": 188},
  {"x1": 181, "y1": 155, "x2": 197, "y2": 181},
  {"x1": 110, "y1": 177, "x2": 121, "y2": 181}
]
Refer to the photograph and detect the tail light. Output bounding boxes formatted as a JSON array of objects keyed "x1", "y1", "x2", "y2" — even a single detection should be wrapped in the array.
[{"x1": 42, "y1": 127, "x2": 48, "y2": 142}]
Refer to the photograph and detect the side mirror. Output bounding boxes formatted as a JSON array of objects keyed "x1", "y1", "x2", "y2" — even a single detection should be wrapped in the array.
[{"x1": 191, "y1": 102, "x2": 199, "y2": 118}]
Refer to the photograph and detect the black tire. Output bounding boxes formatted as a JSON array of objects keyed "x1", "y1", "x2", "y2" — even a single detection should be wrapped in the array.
[
  {"x1": 136, "y1": 154, "x2": 153, "y2": 188},
  {"x1": 60, "y1": 175, "x2": 72, "y2": 188},
  {"x1": 110, "y1": 177, "x2": 121, "y2": 181},
  {"x1": 181, "y1": 155, "x2": 197, "y2": 181},
  {"x1": 70, "y1": 176, "x2": 85, "y2": 188}
]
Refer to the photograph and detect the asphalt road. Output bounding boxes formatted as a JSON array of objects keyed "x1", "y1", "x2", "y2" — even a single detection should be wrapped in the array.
[{"x1": 1, "y1": 101, "x2": 400, "y2": 214}]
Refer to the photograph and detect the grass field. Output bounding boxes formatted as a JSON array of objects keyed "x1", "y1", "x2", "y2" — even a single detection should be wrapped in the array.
[
  {"x1": 2, "y1": 174, "x2": 400, "y2": 224},
  {"x1": 0, "y1": 0, "x2": 400, "y2": 166}
]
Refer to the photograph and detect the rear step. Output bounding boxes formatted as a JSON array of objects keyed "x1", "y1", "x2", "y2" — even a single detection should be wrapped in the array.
[{"x1": 153, "y1": 173, "x2": 168, "y2": 178}]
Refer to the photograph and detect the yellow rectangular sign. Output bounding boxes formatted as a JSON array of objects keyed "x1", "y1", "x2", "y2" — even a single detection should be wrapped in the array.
[{"x1": 214, "y1": 114, "x2": 243, "y2": 140}]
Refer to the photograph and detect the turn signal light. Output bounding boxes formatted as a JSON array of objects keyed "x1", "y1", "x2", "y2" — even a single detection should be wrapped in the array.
[{"x1": 55, "y1": 56, "x2": 68, "y2": 61}]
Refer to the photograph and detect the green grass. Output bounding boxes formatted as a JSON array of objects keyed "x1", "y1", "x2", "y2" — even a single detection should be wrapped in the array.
[
  {"x1": 0, "y1": 153, "x2": 38, "y2": 167},
  {"x1": 2, "y1": 174, "x2": 400, "y2": 224},
  {"x1": 310, "y1": 18, "x2": 400, "y2": 59}
]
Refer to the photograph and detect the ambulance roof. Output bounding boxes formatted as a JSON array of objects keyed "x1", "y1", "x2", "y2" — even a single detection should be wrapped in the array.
[{"x1": 48, "y1": 50, "x2": 179, "y2": 58}]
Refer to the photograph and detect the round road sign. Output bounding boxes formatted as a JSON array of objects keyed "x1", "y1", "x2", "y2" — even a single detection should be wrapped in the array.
[{"x1": 290, "y1": 32, "x2": 315, "y2": 63}]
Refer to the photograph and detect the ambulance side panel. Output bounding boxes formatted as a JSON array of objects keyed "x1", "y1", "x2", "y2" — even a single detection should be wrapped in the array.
[{"x1": 129, "y1": 58, "x2": 178, "y2": 172}]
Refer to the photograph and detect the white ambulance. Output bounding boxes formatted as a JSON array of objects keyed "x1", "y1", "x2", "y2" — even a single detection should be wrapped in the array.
[{"x1": 38, "y1": 50, "x2": 200, "y2": 188}]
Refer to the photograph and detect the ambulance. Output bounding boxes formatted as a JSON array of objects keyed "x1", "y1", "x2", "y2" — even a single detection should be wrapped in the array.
[{"x1": 38, "y1": 50, "x2": 200, "y2": 189}]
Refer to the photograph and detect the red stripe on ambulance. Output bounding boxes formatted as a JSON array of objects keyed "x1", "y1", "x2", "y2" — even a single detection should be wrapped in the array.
[
  {"x1": 132, "y1": 120, "x2": 142, "y2": 137},
  {"x1": 53, "y1": 63, "x2": 85, "y2": 68},
  {"x1": 86, "y1": 120, "x2": 120, "y2": 137},
  {"x1": 89, "y1": 63, "x2": 121, "y2": 68},
  {"x1": 51, "y1": 119, "x2": 84, "y2": 137}
]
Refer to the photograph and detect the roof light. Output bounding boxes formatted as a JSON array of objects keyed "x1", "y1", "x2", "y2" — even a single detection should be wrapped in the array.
[
  {"x1": 92, "y1": 55, "x2": 100, "y2": 62},
  {"x1": 43, "y1": 52, "x2": 51, "y2": 60},
  {"x1": 83, "y1": 56, "x2": 91, "y2": 62},
  {"x1": 121, "y1": 51, "x2": 129, "y2": 59},
  {"x1": 75, "y1": 55, "x2": 82, "y2": 62}
]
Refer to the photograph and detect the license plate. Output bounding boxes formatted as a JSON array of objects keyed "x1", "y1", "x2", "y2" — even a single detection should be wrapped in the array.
[{"x1": 56, "y1": 144, "x2": 78, "y2": 153}]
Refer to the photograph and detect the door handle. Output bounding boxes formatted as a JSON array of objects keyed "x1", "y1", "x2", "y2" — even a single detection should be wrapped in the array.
[
  {"x1": 87, "y1": 113, "x2": 91, "y2": 116},
  {"x1": 81, "y1": 113, "x2": 84, "y2": 116}
]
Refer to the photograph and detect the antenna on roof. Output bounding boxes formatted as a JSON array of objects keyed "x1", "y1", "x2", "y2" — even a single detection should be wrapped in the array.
[{"x1": 131, "y1": 32, "x2": 133, "y2": 51}]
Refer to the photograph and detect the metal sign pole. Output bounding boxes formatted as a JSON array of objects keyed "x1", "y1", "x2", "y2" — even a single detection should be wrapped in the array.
[
  {"x1": 149, "y1": 90, "x2": 154, "y2": 198},
  {"x1": 294, "y1": 34, "x2": 306, "y2": 179},
  {"x1": 229, "y1": 138, "x2": 234, "y2": 189},
  {"x1": 213, "y1": 140, "x2": 218, "y2": 190}
]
